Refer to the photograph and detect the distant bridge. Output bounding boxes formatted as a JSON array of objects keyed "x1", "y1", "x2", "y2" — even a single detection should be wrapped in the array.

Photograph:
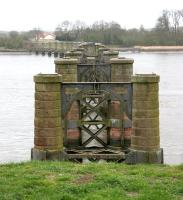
[{"x1": 25, "y1": 41, "x2": 81, "y2": 57}]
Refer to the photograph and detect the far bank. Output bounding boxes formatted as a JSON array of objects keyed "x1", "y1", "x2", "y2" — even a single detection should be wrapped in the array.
[
  {"x1": 109, "y1": 45, "x2": 183, "y2": 52},
  {"x1": 2, "y1": 45, "x2": 183, "y2": 53}
]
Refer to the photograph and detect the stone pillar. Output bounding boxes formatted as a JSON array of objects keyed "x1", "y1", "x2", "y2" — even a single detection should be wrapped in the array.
[
  {"x1": 126, "y1": 74, "x2": 163, "y2": 164},
  {"x1": 98, "y1": 47, "x2": 110, "y2": 63},
  {"x1": 54, "y1": 58, "x2": 78, "y2": 82},
  {"x1": 65, "y1": 51, "x2": 83, "y2": 63},
  {"x1": 110, "y1": 57, "x2": 134, "y2": 148},
  {"x1": 31, "y1": 74, "x2": 64, "y2": 160},
  {"x1": 55, "y1": 58, "x2": 80, "y2": 147},
  {"x1": 103, "y1": 51, "x2": 119, "y2": 63},
  {"x1": 110, "y1": 57, "x2": 134, "y2": 82},
  {"x1": 95, "y1": 43, "x2": 104, "y2": 53},
  {"x1": 109, "y1": 100, "x2": 122, "y2": 147},
  {"x1": 86, "y1": 57, "x2": 95, "y2": 65}
]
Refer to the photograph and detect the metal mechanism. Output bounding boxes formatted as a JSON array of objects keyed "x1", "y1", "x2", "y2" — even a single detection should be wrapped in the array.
[
  {"x1": 77, "y1": 64, "x2": 111, "y2": 82},
  {"x1": 62, "y1": 82, "x2": 132, "y2": 161}
]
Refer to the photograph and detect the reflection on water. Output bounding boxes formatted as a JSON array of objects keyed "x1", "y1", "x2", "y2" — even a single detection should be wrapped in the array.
[{"x1": 0, "y1": 52, "x2": 183, "y2": 165}]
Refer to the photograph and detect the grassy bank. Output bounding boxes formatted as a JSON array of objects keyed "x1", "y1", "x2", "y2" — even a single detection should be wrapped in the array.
[{"x1": 0, "y1": 161, "x2": 183, "y2": 200}]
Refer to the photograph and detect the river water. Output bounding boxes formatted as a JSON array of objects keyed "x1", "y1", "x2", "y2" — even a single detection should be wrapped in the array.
[{"x1": 0, "y1": 52, "x2": 183, "y2": 165}]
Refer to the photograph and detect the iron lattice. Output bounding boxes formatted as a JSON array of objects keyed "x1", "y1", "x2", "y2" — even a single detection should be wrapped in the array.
[{"x1": 79, "y1": 90, "x2": 109, "y2": 148}]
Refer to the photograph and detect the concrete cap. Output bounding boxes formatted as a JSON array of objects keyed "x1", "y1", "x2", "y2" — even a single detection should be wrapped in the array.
[
  {"x1": 132, "y1": 74, "x2": 160, "y2": 83},
  {"x1": 65, "y1": 51, "x2": 82, "y2": 56},
  {"x1": 73, "y1": 48, "x2": 85, "y2": 51},
  {"x1": 78, "y1": 42, "x2": 93, "y2": 47},
  {"x1": 110, "y1": 57, "x2": 134, "y2": 64},
  {"x1": 34, "y1": 73, "x2": 62, "y2": 83},
  {"x1": 87, "y1": 57, "x2": 95, "y2": 60},
  {"x1": 95, "y1": 43, "x2": 103, "y2": 46},
  {"x1": 54, "y1": 58, "x2": 79, "y2": 64},
  {"x1": 98, "y1": 47, "x2": 110, "y2": 52},
  {"x1": 103, "y1": 51, "x2": 119, "y2": 56}
]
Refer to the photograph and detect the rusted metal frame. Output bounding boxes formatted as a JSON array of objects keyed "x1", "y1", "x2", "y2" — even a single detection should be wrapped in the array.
[
  {"x1": 82, "y1": 110, "x2": 102, "y2": 130},
  {"x1": 80, "y1": 124, "x2": 108, "y2": 147},
  {"x1": 66, "y1": 153, "x2": 126, "y2": 160},
  {"x1": 106, "y1": 98, "x2": 111, "y2": 145},
  {"x1": 80, "y1": 99, "x2": 107, "y2": 120},
  {"x1": 82, "y1": 110, "x2": 106, "y2": 125},
  {"x1": 81, "y1": 95, "x2": 106, "y2": 111},
  {"x1": 66, "y1": 147, "x2": 124, "y2": 154},
  {"x1": 63, "y1": 115, "x2": 68, "y2": 147},
  {"x1": 120, "y1": 99, "x2": 125, "y2": 147},
  {"x1": 80, "y1": 121, "x2": 108, "y2": 125},
  {"x1": 66, "y1": 145, "x2": 126, "y2": 152},
  {"x1": 81, "y1": 98, "x2": 107, "y2": 121},
  {"x1": 81, "y1": 124, "x2": 107, "y2": 147},
  {"x1": 61, "y1": 83, "x2": 133, "y2": 138},
  {"x1": 78, "y1": 100, "x2": 82, "y2": 146},
  {"x1": 61, "y1": 83, "x2": 132, "y2": 119},
  {"x1": 77, "y1": 64, "x2": 110, "y2": 82},
  {"x1": 81, "y1": 122, "x2": 106, "y2": 146},
  {"x1": 80, "y1": 97, "x2": 98, "y2": 120}
]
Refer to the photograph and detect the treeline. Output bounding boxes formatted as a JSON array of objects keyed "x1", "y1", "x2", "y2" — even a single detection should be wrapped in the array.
[
  {"x1": 0, "y1": 30, "x2": 38, "y2": 49},
  {"x1": 55, "y1": 9, "x2": 183, "y2": 46},
  {"x1": 1, "y1": 9, "x2": 183, "y2": 49}
]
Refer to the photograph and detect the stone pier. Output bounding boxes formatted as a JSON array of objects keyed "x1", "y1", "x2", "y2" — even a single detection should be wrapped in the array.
[
  {"x1": 110, "y1": 57, "x2": 134, "y2": 82},
  {"x1": 110, "y1": 57, "x2": 134, "y2": 148},
  {"x1": 126, "y1": 74, "x2": 163, "y2": 163},
  {"x1": 103, "y1": 51, "x2": 119, "y2": 63},
  {"x1": 55, "y1": 58, "x2": 80, "y2": 147},
  {"x1": 55, "y1": 58, "x2": 78, "y2": 82},
  {"x1": 31, "y1": 42, "x2": 163, "y2": 163},
  {"x1": 31, "y1": 74, "x2": 63, "y2": 160}
]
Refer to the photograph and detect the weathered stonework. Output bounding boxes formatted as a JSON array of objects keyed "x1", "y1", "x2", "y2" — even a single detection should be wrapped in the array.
[
  {"x1": 65, "y1": 51, "x2": 83, "y2": 62},
  {"x1": 127, "y1": 74, "x2": 163, "y2": 163},
  {"x1": 86, "y1": 57, "x2": 96, "y2": 64},
  {"x1": 109, "y1": 100, "x2": 122, "y2": 146},
  {"x1": 54, "y1": 58, "x2": 78, "y2": 82},
  {"x1": 110, "y1": 57, "x2": 134, "y2": 82},
  {"x1": 32, "y1": 43, "x2": 163, "y2": 164},
  {"x1": 97, "y1": 47, "x2": 109, "y2": 62},
  {"x1": 31, "y1": 74, "x2": 64, "y2": 160},
  {"x1": 65, "y1": 101, "x2": 80, "y2": 147},
  {"x1": 103, "y1": 51, "x2": 119, "y2": 63}
]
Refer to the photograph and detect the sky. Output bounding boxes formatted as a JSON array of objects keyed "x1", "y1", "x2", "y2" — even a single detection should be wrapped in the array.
[{"x1": 0, "y1": 0, "x2": 183, "y2": 31}]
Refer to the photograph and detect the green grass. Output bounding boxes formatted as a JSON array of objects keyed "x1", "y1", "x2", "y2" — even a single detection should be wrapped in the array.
[{"x1": 0, "y1": 161, "x2": 183, "y2": 200}]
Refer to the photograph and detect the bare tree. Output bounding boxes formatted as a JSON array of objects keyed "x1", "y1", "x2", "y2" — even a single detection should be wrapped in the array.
[
  {"x1": 169, "y1": 10, "x2": 181, "y2": 44},
  {"x1": 155, "y1": 10, "x2": 170, "y2": 32}
]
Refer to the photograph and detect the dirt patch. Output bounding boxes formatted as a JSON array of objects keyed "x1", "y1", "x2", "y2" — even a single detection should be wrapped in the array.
[
  {"x1": 179, "y1": 195, "x2": 183, "y2": 200},
  {"x1": 126, "y1": 192, "x2": 139, "y2": 197},
  {"x1": 46, "y1": 174, "x2": 57, "y2": 182},
  {"x1": 73, "y1": 174, "x2": 94, "y2": 185}
]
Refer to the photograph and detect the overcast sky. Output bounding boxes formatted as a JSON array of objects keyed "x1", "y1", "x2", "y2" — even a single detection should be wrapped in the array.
[{"x1": 0, "y1": 0, "x2": 183, "y2": 31}]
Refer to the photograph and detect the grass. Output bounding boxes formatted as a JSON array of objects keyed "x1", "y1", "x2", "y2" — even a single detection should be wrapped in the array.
[{"x1": 0, "y1": 161, "x2": 183, "y2": 200}]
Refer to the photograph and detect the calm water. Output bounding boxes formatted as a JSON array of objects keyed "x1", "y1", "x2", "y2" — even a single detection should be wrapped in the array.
[{"x1": 0, "y1": 52, "x2": 183, "y2": 165}]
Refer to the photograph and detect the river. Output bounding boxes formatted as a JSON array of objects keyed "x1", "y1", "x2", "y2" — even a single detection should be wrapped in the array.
[{"x1": 0, "y1": 52, "x2": 183, "y2": 165}]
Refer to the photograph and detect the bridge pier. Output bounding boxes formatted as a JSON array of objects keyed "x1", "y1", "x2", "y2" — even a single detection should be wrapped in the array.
[
  {"x1": 126, "y1": 74, "x2": 163, "y2": 164},
  {"x1": 31, "y1": 74, "x2": 64, "y2": 160},
  {"x1": 55, "y1": 58, "x2": 79, "y2": 82},
  {"x1": 31, "y1": 42, "x2": 163, "y2": 164}
]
